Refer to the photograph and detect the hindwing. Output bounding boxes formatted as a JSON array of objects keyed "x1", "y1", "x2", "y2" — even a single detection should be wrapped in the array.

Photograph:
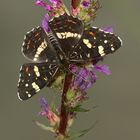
[{"x1": 17, "y1": 62, "x2": 60, "y2": 100}]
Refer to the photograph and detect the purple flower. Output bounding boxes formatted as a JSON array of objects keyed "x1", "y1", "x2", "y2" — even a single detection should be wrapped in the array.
[
  {"x1": 94, "y1": 65, "x2": 111, "y2": 75},
  {"x1": 103, "y1": 26, "x2": 113, "y2": 33},
  {"x1": 69, "y1": 64, "x2": 79, "y2": 73},
  {"x1": 39, "y1": 97, "x2": 49, "y2": 113},
  {"x1": 49, "y1": 0, "x2": 61, "y2": 4},
  {"x1": 39, "y1": 97, "x2": 60, "y2": 126},
  {"x1": 35, "y1": 0, "x2": 46, "y2": 6},
  {"x1": 70, "y1": 63, "x2": 111, "y2": 92},
  {"x1": 75, "y1": 70, "x2": 96, "y2": 90},
  {"x1": 82, "y1": 1, "x2": 90, "y2": 7},
  {"x1": 70, "y1": 65, "x2": 97, "y2": 91},
  {"x1": 35, "y1": 0, "x2": 64, "y2": 18},
  {"x1": 42, "y1": 14, "x2": 51, "y2": 32},
  {"x1": 35, "y1": 0, "x2": 53, "y2": 11}
]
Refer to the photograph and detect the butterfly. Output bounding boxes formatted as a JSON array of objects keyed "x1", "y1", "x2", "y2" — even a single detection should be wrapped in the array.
[{"x1": 17, "y1": 13, "x2": 122, "y2": 101}]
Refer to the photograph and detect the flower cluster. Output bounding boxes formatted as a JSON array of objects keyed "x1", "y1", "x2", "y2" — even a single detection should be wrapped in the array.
[
  {"x1": 39, "y1": 97, "x2": 60, "y2": 127},
  {"x1": 36, "y1": 0, "x2": 101, "y2": 32},
  {"x1": 70, "y1": 64, "x2": 111, "y2": 92},
  {"x1": 64, "y1": 63, "x2": 111, "y2": 108},
  {"x1": 71, "y1": 0, "x2": 101, "y2": 23},
  {"x1": 36, "y1": 0, "x2": 66, "y2": 32},
  {"x1": 35, "y1": 0, "x2": 65, "y2": 17}
]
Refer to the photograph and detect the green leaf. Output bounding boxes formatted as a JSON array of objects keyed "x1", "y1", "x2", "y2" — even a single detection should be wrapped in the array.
[
  {"x1": 67, "y1": 90, "x2": 75, "y2": 100},
  {"x1": 34, "y1": 121, "x2": 55, "y2": 133},
  {"x1": 70, "y1": 121, "x2": 99, "y2": 140},
  {"x1": 50, "y1": 101, "x2": 59, "y2": 115},
  {"x1": 71, "y1": 105, "x2": 90, "y2": 112}
]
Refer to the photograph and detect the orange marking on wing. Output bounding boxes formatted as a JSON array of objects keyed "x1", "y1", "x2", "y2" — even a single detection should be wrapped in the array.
[
  {"x1": 89, "y1": 32, "x2": 96, "y2": 36},
  {"x1": 35, "y1": 33, "x2": 40, "y2": 37}
]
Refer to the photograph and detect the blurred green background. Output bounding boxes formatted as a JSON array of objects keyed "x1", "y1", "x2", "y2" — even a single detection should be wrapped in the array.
[{"x1": 0, "y1": 0, "x2": 140, "y2": 139}]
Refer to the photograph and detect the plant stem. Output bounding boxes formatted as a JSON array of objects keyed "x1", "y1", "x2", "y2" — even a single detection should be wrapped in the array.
[
  {"x1": 58, "y1": 72, "x2": 73, "y2": 136},
  {"x1": 71, "y1": 0, "x2": 81, "y2": 9}
]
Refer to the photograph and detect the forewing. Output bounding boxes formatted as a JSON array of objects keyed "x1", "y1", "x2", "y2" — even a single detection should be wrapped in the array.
[
  {"x1": 17, "y1": 62, "x2": 60, "y2": 100},
  {"x1": 69, "y1": 27, "x2": 122, "y2": 62},
  {"x1": 49, "y1": 14, "x2": 84, "y2": 56},
  {"x1": 22, "y1": 26, "x2": 58, "y2": 62}
]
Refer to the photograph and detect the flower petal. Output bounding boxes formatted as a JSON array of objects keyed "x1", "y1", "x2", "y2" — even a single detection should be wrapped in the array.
[
  {"x1": 94, "y1": 65, "x2": 111, "y2": 75},
  {"x1": 49, "y1": 0, "x2": 61, "y2": 4},
  {"x1": 103, "y1": 26, "x2": 113, "y2": 33},
  {"x1": 42, "y1": 14, "x2": 50, "y2": 32},
  {"x1": 70, "y1": 66, "x2": 97, "y2": 91},
  {"x1": 35, "y1": 0, "x2": 53, "y2": 11},
  {"x1": 82, "y1": 1, "x2": 90, "y2": 7},
  {"x1": 39, "y1": 97, "x2": 49, "y2": 113}
]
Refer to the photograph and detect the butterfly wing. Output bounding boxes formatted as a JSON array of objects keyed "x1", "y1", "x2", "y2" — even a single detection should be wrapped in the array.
[
  {"x1": 22, "y1": 26, "x2": 59, "y2": 63},
  {"x1": 69, "y1": 27, "x2": 122, "y2": 62},
  {"x1": 17, "y1": 62, "x2": 60, "y2": 100},
  {"x1": 49, "y1": 13, "x2": 84, "y2": 56}
]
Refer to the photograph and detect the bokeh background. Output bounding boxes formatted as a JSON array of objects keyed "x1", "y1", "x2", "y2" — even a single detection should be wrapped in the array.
[{"x1": 0, "y1": 0, "x2": 140, "y2": 139}]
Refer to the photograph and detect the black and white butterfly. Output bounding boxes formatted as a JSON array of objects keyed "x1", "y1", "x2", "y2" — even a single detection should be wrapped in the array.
[{"x1": 17, "y1": 13, "x2": 122, "y2": 101}]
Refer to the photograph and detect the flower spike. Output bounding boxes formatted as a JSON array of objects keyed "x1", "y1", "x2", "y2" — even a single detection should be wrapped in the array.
[
  {"x1": 71, "y1": 0, "x2": 101, "y2": 23},
  {"x1": 35, "y1": 0, "x2": 67, "y2": 19},
  {"x1": 18, "y1": 0, "x2": 122, "y2": 139}
]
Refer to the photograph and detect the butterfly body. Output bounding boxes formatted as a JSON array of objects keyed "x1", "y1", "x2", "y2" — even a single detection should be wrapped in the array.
[{"x1": 17, "y1": 13, "x2": 122, "y2": 101}]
